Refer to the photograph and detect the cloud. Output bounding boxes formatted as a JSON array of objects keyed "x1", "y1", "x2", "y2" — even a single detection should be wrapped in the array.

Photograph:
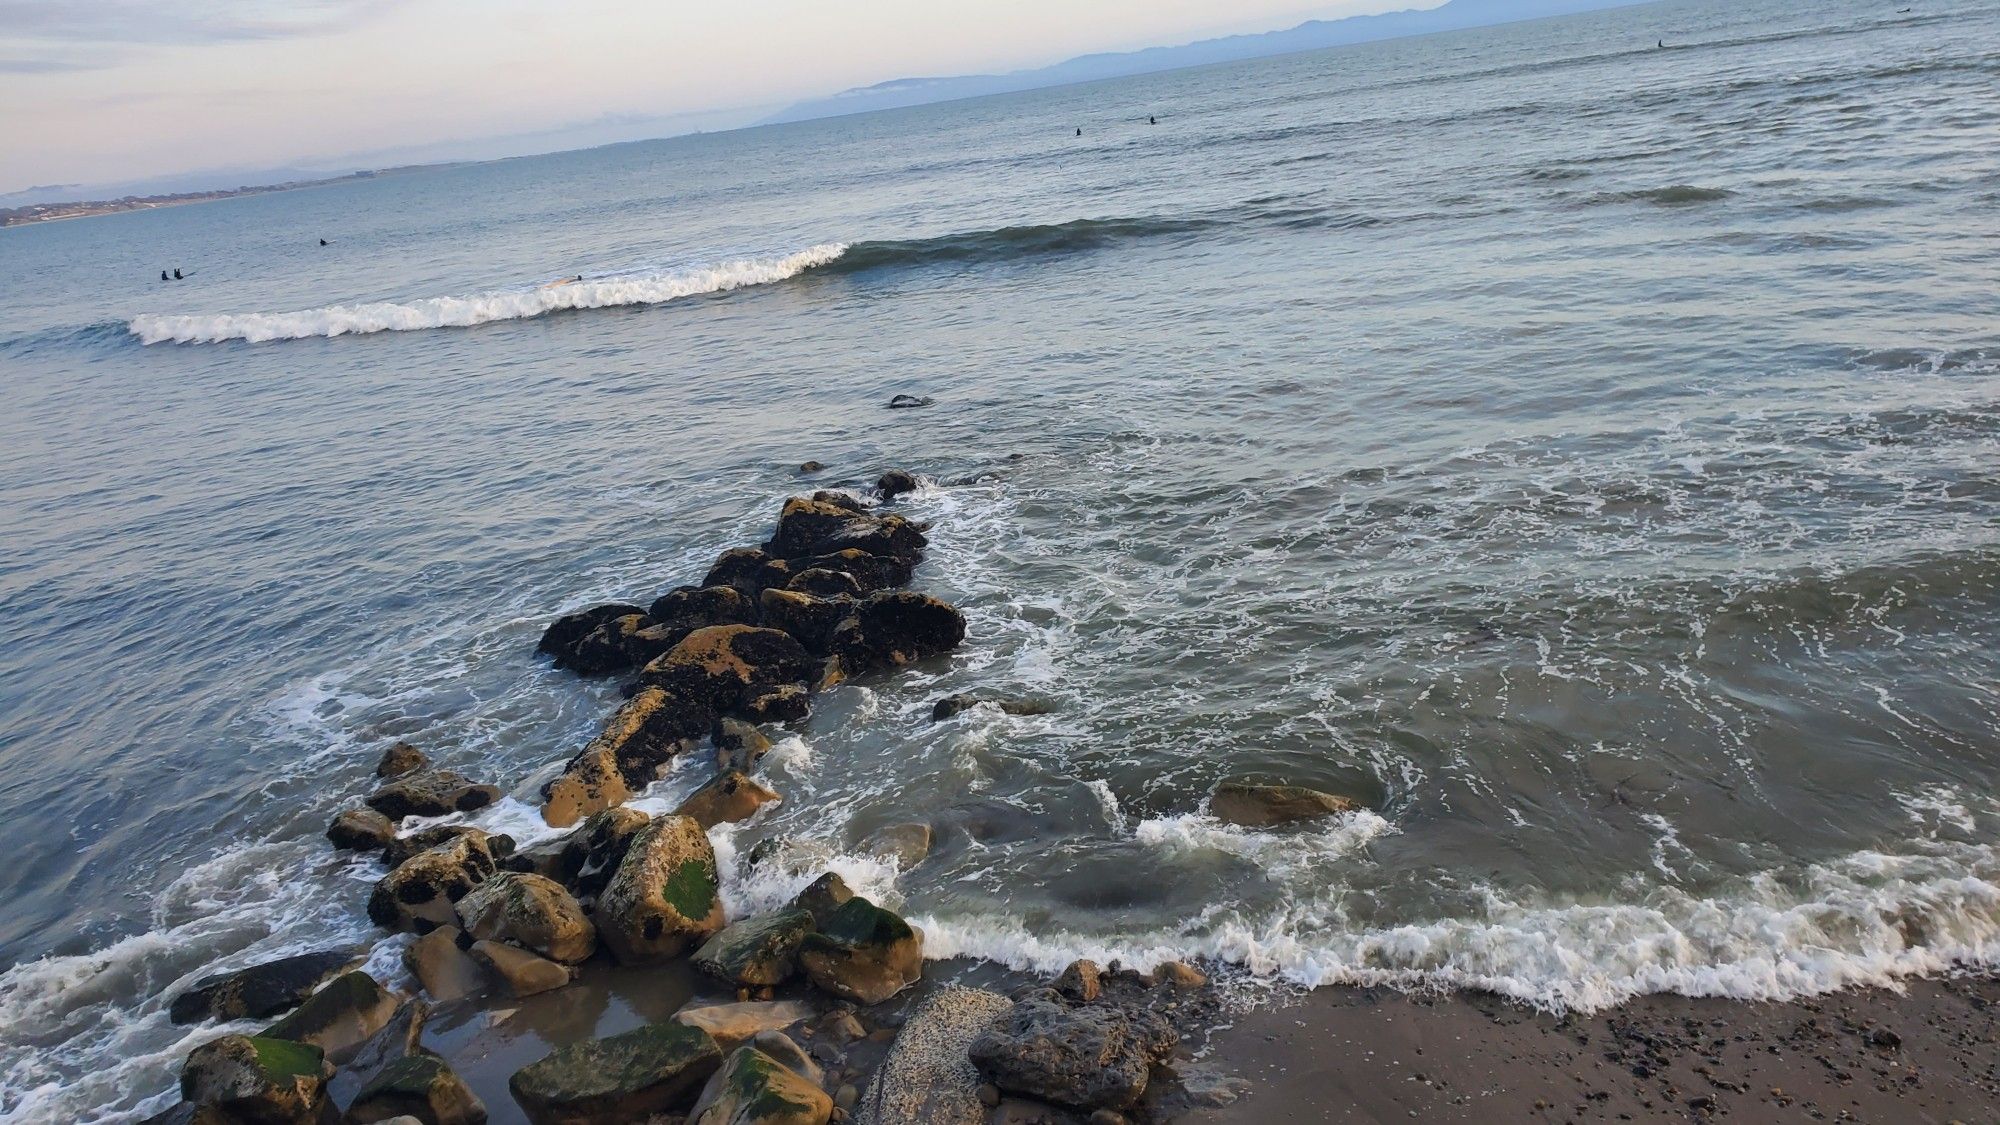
[
  {"x1": 0, "y1": 57, "x2": 99, "y2": 73},
  {"x1": 0, "y1": 1, "x2": 404, "y2": 46}
]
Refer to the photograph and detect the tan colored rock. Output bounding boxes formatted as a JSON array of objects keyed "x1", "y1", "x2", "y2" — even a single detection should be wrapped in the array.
[
  {"x1": 595, "y1": 815, "x2": 726, "y2": 965},
  {"x1": 675, "y1": 770, "x2": 781, "y2": 829},
  {"x1": 262, "y1": 971, "x2": 398, "y2": 1061},
  {"x1": 454, "y1": 872, "x2": 596, "y2": 964},
  {"x1": 328, "y1": 808, "x2": 396, "y2": 852},
  {"x1": 862, "y1": 823, "x2": 932, "y2": 869},
  {"x1": 1153, "y1": 960, "x2": 1208, "y2": 990},
  {"x1": 689, "y1": 1044, "x2": 831, "y2": 1125},
  {"x1": 797, "y1": 897, "x2": 923, "y2": 1005},
  {"x1": 367, "y1": 832, "x2": 500, "y2": 933},
  {"x1": 1054, "y1": 959, "x2": 1102, "y2": 1004},
  {"x1": 469, "y1": 941, "x2": 571, "y2": 998},
  {"x1": 376, "y1": 741, "x2": 429, "y2": 779},
  {"x1": 1209, "y1": 781, "x2": 1359, "y2": 828},
  {"x1": 671, "y1": 1000, "x2": 817, "y2": 1051},
  {"x1": 402, "y1": 926, "x2": 485, "y2": 1004},
  {"x1": 541, "y1": 745, "x2": 630, "y2": 829}
]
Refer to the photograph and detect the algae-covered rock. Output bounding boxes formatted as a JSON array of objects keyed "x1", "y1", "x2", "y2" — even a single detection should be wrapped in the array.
[
  {"x1": 453, "y1": 872, "x2": 596, "y2": 965},
  {"x1": 382, "y1": 826, "x2": 511, "y2": 871},
  {"x1": 595, "y1": 814, "x2": 726, "y2": 965},
  {"x1": 826, "y1": 592, "x2": 965, "y2": 674},
  {"x1": 796, "y1": 897, "x2": 923, "y2": 1005},
  {"x1": 365, "y1": 769, "x2": 501, "y2": 821},
  {"x1": 508, "y1": 1020, "x2": 723, "y2": 1125},
  {"x1": 742, "y1": 684, "x2": 809, "y2": 723},
  {"x1": 1208, "y1": 781, "x2": 1359, "y2": 828},
  {"x1": 637, "y1": 625, "x2": 818, "y2": 716},
  {"x1": 180, "y1": 1034, "x2": 332, "y2": 1123},
  {"x1": 583, "y1": 684, "x2": 711, "y2": 786},
  {"x1": 789, "y1": 873, "x2": 853, "y2": 929},
  {"x1": 692, "y1": 909, "x2": 814, "y2": 988},
  {"x1": 687, "y1": 1044, "x2": 831, "y2": 1125},
  {"x1": 263, "y1": 971, "x2": 398, "y2": 1060},
  {"x1": 675, "y1": 770, "x2": 781, "y2": 829},
  {"x1": 169, "y1": 948, "x2": 360, "y2": 1025},
  {"x1": 368, "y1": 832, "x2": 500, "y2": 933},
  {"x1": 967, "y1": 994, "x2": 1177, "y2": 1111},
  {"x1": 345, "y1": 1053, "x2": 486, "y2": 1125},
  {"x1": 703, "y1": 548, "x2": 775, "y2": 594},
  {"x1": 328, "y1": 809, "x2": 398, "y2": 853}
]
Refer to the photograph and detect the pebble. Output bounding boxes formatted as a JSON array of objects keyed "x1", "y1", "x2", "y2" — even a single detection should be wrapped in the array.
[
  {"x1": 976, "y1": 1083, "x2": 1001, "y2": 1108},
  {"x1": 835, "y1": 1084, "x2": 858, "y2": 1110}
]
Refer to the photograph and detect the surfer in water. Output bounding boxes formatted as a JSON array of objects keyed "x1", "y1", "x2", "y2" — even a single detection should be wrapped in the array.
[
  {"x1": 1149, "y1": 116, "x2": 1157, "y2": 125},
  {"x1": 172, "y1": 268, "x2": 183, "y2": 280},
  {"x1": 319, "y1": 239, "x2": 328, "y2": 246},
  {"x1": 160, "y1": 270, "x2": 169, "y2": 282},
  {"x1": 538, "y1": 275, "x2": 585, "y2": 290},
  {"x1": 1075, "y1": 127, "x2": 1082, "y2": 137}
]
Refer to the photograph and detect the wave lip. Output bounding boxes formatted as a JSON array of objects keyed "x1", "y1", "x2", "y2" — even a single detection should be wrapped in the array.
[
  {"x1": 127, "y1": 244, "x2": 849, "y2": 345},
  {"x1": 827, "y1": 215, "x2": 1218, "y2": 274}
]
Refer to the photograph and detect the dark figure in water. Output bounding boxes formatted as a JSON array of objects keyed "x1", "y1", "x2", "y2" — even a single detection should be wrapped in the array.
[
  {"x1": 173, "y1": 269, "x2": 183, "y2": 280},
  {"x1": 319, "y1": 238, "x2": 328, "y2": 246},
  {"x1": 1149, "y1": 116, "x2": 1157, "y2": 125},
  {"x1": 1075, "y1": 127, "x2": 1082, "y2": 137},
  {"x1": 1658, "y1": 39, "x2": 1665, "y2": 48},
  {"x1": 160, "y1": 270, "x2": 169, "y2": 282}
]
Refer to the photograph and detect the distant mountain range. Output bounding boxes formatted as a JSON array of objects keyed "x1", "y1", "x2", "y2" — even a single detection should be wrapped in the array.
[{"x1": 765, "y1": 0, "x2": 1654, "y2": 125}]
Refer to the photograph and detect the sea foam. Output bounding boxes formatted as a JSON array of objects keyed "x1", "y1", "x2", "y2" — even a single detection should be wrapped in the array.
[{"x1": 127, "y1": 244, "x2": 848, "y2": 344}]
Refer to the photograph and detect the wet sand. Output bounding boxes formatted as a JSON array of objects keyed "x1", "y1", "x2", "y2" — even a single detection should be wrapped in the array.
[{"x1": 1182, "y1": 975, "x2": 2000, "y2": 1124}]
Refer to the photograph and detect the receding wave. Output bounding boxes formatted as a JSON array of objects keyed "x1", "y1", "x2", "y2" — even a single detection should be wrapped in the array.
[
  {"x1": 824, "y1": 215, "x2": 1220, "y2": 274},
  {"x1": 1586, "y1": 185, "x2": 1736, "y2": 207},
  {"x1": 127, "y1": 245, "x2": 849, "y2": 344}
]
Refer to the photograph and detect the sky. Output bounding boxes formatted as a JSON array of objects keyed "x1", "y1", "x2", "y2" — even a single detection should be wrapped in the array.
[{"x1": 0, "y1": 0, "x2": 1437, "y2": 194}]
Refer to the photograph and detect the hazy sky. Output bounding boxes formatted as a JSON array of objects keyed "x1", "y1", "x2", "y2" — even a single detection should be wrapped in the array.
[{"x1": 0, "y1": 0, "x2": 1432, "y2": 192}]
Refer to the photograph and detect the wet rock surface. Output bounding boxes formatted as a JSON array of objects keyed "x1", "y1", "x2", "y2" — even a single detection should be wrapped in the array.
[
  {"x1": 797, "y1": 897, "x2": 923, "y2": 1005},
  {"x1": 508, "y1": 1020, "x2": 723, "y2": 1125},
  {"x1": 365, "y1": 768, "x2": 501, "y2": 821},
  {"x1": 169, "y1": 948, "x2": 361, "y2": 1025},
  {"x1": 262, "y1": 970, "x2": 399, "y2": 1061},
  {"x1": 452, "y1": 872, "x2": 596, "y2": 965},
  {"x1": 595, "y1": 814, "x2": 726, "y2": 965},
  {"x1": 968, "y1": 993, "x2": 1177, "y2": 1112},
  {"x1": 1207, "y1": 781, "x2": 1359, "y2": 828}
]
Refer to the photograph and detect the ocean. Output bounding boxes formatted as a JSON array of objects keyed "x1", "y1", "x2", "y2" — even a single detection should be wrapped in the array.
[{"x1": 2, "y1": 0, "x2": 1998, "y2": 1118}]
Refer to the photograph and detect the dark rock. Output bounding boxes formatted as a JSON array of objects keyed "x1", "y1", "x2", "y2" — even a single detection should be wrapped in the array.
[
  {"x1": 797, "y1": 549, "x2": 915, "y2": 594},
  {"x1": 1153, "y1": 961, "x2": 1207, "y2": 990},
  {"x1": 383, "y1": 826, "x2": 513, "y2": 871},
  {"x1": 596, "y1": 814, "x2": 726, "y2": 965},
  {"x1": 328, "y1": 809, "x2": 397, "y2": 853},
  {"x1": 508, "y1": 1020, "x2": 723, "y2": 1125},
  {"x1": 453, "y1": 872, "x2": 596, "y2": 964},
  {"x1": 180, "y1": 1034, "x2": 333, "y2": 1123},
  {"x1": 875, "y1": 470, "x2": 921, "y2": 501},
  {"x1": 967, "y1": 995, "x2": 1177, "y2": 1111},
  {"x1": 541, "y1": 686, "x2": 708, "y2": 827},
  {"x1": 810, "y1": 491, "x2": 869, "y2": 513},
  {"x1": 549, "y1": 806, "x2": 651, "y2": 904},
  {"x1": 638, "y1": 625, "x2": 819, "y2": 715},
  {"x1": 759, "y1": 588, "x2": 853, "y2": 654},
  {"x1": 798, "y1": 461, "x2": 825, "y2": 474},
  {"x1": 764, "y1": 497, "x2": 928, "y2": 563},
  {"x1": 675, "y1": 770, "x2": 781, "y2": 829},
  {"x1": 930, "y1": 694, "x2": 1054, "y2": 722},
  {"x1": 827, "y1": 592, "x2": 966, "y2": 674},
  {"x1": 797, "y1": 897, "x2": 923, "y2": 1005},
  {"x1": 342, "y1": 997, "x2": 429, "y2": 1089},
  {"x1": 647, "y1": 584, "x2": 757, "y2": 634},
  {"x1": 855, "y1": 987, "x2": 1012, "y2": 1125},
  {"x1": 169, "y1": 949, "x2": 362, "y2": 1025},
  {"x1": 786, "y1": 568, "x2": 865, "y2": 600},
  {"x1": 687, "y1": 1043, "x2": 830, "y2": 1125},
  {"x1": 377, "y1": 742, "x2": 429, "y2": 779},
  {"x1": 886, "y1": 395, "x2": 933, "y2": 409},
  {"x1": 790, "y1": 873, "x2": 854, "y2": 929},
  {"x1": 703, "y1": 548, "x2": 777, "y2": 593},
  {"x1": 564, "y1": 612, "x2": 655, "y2": 676},
  {"x1": 693, "y1": 909, "x2": 815, "y2": 988},
  {"x1": 345, "y1": 1053, "x2": 486, "y2": 1124},
  {"x1": 263, "y1": 971, "x2": 399, "y2": 1061},
  {"x1": 743, "y1": 684, "x2": 811, "y2": 723},
  {"x1": 368, "y1": 832, "x2": 500, "y2": 933},
  {"x1": 403, "y1": 927, "x2": 484, "y2": 1005},
  {"x1": 1208, "y1": 781, "x2": 1360, "y2": 828},
  {"x1": 536, "y1": 603, "x2": 647, "y2": 668},
  {"x1": 365, "y1": 769, "x2": 501, "y2": 821},
  {"x1": 713, "y1": 717, "x2": 774, "y2": 774}
]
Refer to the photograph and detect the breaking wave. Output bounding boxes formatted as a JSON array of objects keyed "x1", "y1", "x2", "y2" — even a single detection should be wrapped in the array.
[{"x1": 824, "y1": 215, "x2": 1220, "y2": 274}]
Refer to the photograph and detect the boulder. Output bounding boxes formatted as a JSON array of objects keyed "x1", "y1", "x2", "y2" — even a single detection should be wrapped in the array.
[
  {"x1": 827, "y1": 593, "x2": 966, "y2": 674},
  {"x1": 345, "y1": 1054, "x2": 486, "y2": 1125},
  {"x1": 875, "y1": 470, "x2": 920, "y2": 501},
  {"x1": 508, "y1": 1020, "x2": 723, "y2": 1125},
  {"x1": 747, "y1": 1031, "x2": 820, "y2": 1087},
  {"x1": 367, "y1": 832, "x2": 500, "y2": 933},
  {"x1": 403, "y1": 927, "x2": 485, "y2": 1004},
  {"x1": 687, "y1": 1044, "x2": 831, "y2": 1125},
  {"x1": 648, "y1": 584, "x2": 759, "y2": 638},
  {"x1": 595, "y1": 815, "x2": 726, "y2": 965},
  {"x1": 1053, "y1": 960, "x2": 1102, "y2": 1005},
  {"x1": 264, "y1": 971, "x2": 399, "y2": 1060},
  {"x1": 758, "y1": 589, "x2": 851, "y2": 654},
  {"x1": 540, "y1": 746, "x2": 631, "y2": 830},
  {"x1": 929, "y1": 694, "x2": 1053, "y2": 722},
  {"x1": 453, "y1": 873, "x2": 596, "y2": 964},
  {"x1": 785, "y1": 568, "x2": 864, "y2": 599},
  {"x1": 468, "y1": 941, "x2": 570, "y2": 998},
  {"x1": 377, "y1": 743, "x2": 429, "y2": 779},
  {"x1": 180, "y1": 1034, "x2": 332, "y2": 1123},
  {"x1": 672, "y1": 1000, "x2": 816, "y2": 1051},
  {"x1": 796, "y1": 897, "x2": 923, "y2": 1005},
  {"x1": 548, "y1": 806, "x2": 650, "y2": 904},
  {"x1": 789, "y1": 873, "x2": 854, "y2": 929},
  {"x1": 675, "y1": 770, "x2": 781, "y2": 829},
  {"x1": 861, "y1": 823, "x2": 932, "y2": 869},
  {"x1": 764, "y1": 497, "x2": 927, "y2": 562},
  {"x1": 1208, "y1": 781, "x2": 1359, "y2": 829},
  {"x1": 342, "y1": 998, "x2": 429, "y2": 1089},
  {"x1": 536, "y1": 602, "x2": 647, "y2": 670},
  {"x1": 564, "y1": 613, "x2": 656, "y2": 676},
  {"x1": 703, "y1": 548, "x2": 776, "y2": 594},
  {"x1": 742, "y1": 684, "x2": 810, "y2": 723},
  {"x1": 796, "y1": 549, "x2": 914, "y2": 594},
  {"x1": 383, "y1": 826, "x2": 512, "y2": 871},
  {"x1": 365, "y1": 769, "x2": 501, "y2": 821},
  {"x1": 713, "y1": 718, "x2": 773, "y2": 773},
  {"x1": 170, "y1": 949, "x2": 361, "y2": 1025},
  {"x1": 693, "y1": 909, "x2": 814, "y2": 988},
  {"x1": 329, "y1": 809, "x2": 397, "y2": 853},
  {"x1": 853, "y1": 987, "x2": 1011, "y2": 1125},
  {"x1": 574, "y1": 684, "x2": 711, "y2": 791},
  {"x1": 638, "y1": 626, "x2": 819, "y2": 716},
  {"x1": 966, "y1": 995, "x2": 1176, "y2": 1111}
]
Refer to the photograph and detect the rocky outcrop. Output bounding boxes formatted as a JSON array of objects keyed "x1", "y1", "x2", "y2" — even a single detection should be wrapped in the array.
[
  {"x1": 637, "y1": 625, "x2": 819, "y2": 717},
  {"x1": 452, "y1": 872, "x2": 596, "y2": 964},
  {"x1": 509, "y1": 1020, "x2": 723, "y2": 1125},
  {"x1": 169, "y1": 948, "x2": 360, "y2": 1025},
  {"x1": 966, "y1": 993, "x2": 1177, "y2": 1111},
  {"x1": 758, "y1": 588, "x2": 851, "y2": 654},
  {"x1": 687, "y1": 1041, "x2": 831, "y2": 1125},
  {"x1": 345, "y1": 1054, "x2": 486, "y2": 1125},
  {"x1": 377, "y1": 742, "x2": 429, "y2": 779},
  {"x1": 468, "y1": 940, "x2": 570, "y2": 998},
  {"x1": 367, "y1": 832, "x2": 500, "y2": 933},
  {"x1": 180, "y1": 1034, "x2": 333, "y2": 1124},
  {"x1": 403, "y1": 927, "x2": 484, "y2": 1004},
  {"x1": 797, "y1": 897, "x2": 923, "y2": 1005},
  {"x1": 693, "y1": 909, "x2": 814, "y2": 988},
  {"x1": 676, "y1": 770, "x2": 781, "y2": 829},
  {"x1": 929, "y1": 694, "x2": 1053, "y2": 722},
  {"x1": 595, "y1": 815, "x2": 726, "y2": 965},
  {"x1": 1208, "y1": 781, "x2": 1359, "y2": 828},
  {"x1": 853, "y1": 987, "x2": 1011, "y2": 1125},
  {"x1": 536, "y1": 603, "x2": 647, "y2": 671},
  {"x1": 328, "y1": 809, "x2": 397, "y2": 852},
  {"x1": 765, "y1": 497, "x2": 927, "y2": 563},
  {"x1": 263, "y1": 971, "x2": 399, "y2": 1060},
  {"x1": 542, "y1": 686, "x2": 715, "y2": 823},
  {"x1": 827, "y1": 592, "x2": 966, "y2": 673},
  {"x1": 671, "y1": 1000, "x2": 816, "y2": 1051},
  {"x1": 365, "y1": 769, "x2": 500, "y2": 821}
]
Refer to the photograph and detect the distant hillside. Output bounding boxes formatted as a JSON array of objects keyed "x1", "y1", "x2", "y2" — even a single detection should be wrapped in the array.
[{"x1": 765, "y1": 0, "x2": 1654, "y2": 124}]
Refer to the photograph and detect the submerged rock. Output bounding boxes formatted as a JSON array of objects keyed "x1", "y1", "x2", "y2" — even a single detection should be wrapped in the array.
[
  {"x1": 346, "y1": 1053, "x2": 486, "y2": 1125},
  {"x1": 672, "y1": 999, "x2": 816, "y2": 1051},
  {"x1": 827, "y1": 592, "x2": 966, "y2": 673},
  {"x1": 967, "y1": 995, "x2": 1176, "y2": 1111},
  {"x1": 468, "y1": 941, "x2": 570, "y2": 998},
  {"x1": 929, "y1": 694, "x2": 1053, "y2": 722},
  {"x1": 180, "y1": 1034, "x2": 332, "y2": 1124},
  {"x1": 693, "y1": 909, "x2": 814, "y2": 988},
  {"x1": 377, "y1": 742, "x2": 429, "y2": 779},
  {"x1": 328, "y1": 808, "x2": 397, "y2": 853},
  {"x1": 169, "y1": 949, "x2": 361, "y2": 1026},
  {"x1": 536, "y1": 602, "x2": 648, "y2": 670},
  {"x1": 368, "y1": 832, "x2": 500, "y2": 933},
  {"x1": 687, "y1": 1042, "x2": 831, "y2": 1125},
  {"x1": 1208, "y1": 781, "x2": 1359, "y2": 828},
  {"x1": 403, "y1": 927, "x2": 484, "y2": 1005},
  {"x1": 596, "y1": 814, "x2": 726, "y2": 965},
  {"x1": 875, "y1": 469, "x2": 921, "y2": 501},
  {"x1": 263, "y1": 970, "x2": 399, "y2": 1060},
  {"x1": 453, "y1": 872, "x2": 596, "y2": 965},
  {"x1": 854, "y1": 987, "x2": 1012, "y2": 1125},
  {"x1": 861, "y1": 823, "x2": 933, "y2": 869},
  {"x1": 509, "y1": 1020, "x2": 723, "y2": 1125},
  {"x1": 365, "y1": 769, "x2": 500, "y2": 821},
  {"x1": 675, "y1": 770, "x2": 781, "y2": 829},
  {"x1": 797, "y1": 896, "x2": 923, "y2": 1005}
]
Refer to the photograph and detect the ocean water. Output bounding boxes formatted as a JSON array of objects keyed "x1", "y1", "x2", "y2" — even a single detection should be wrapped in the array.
[{"x1": 3, "y1": 0, "x2": 1999, "y2": 1117}]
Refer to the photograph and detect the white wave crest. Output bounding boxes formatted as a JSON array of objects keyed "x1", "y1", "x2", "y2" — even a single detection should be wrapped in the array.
[{"x1": 128, "y1": 244, "x2": 849, "y2": 344}]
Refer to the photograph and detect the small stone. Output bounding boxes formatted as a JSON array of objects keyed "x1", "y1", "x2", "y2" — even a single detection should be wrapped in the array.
[
  {"x1": 876, "y1": 469, "x2": 921, "y2": 501},
  {"x1": 977, "y1": 1084, "x2": 1002, "y2": 1108},
  {"x1": 835, "y1": 1084, "x2": 859, "y2": 1110},
  {"x1": 714, "y1": 717, "x2": 774, "y2": 773},
  {"x1": 1089, "y1": 1111, "x2": 1127, "y2": 1125},
  {"x1": 328, "y1": 808, "x2": 397, "y2": 852},
  {"x1": 469, "y1": 941, "x2": 571, "y2": 998},
  {"x1": 376, "y1": 741, "x2": 429, "y2": 779}
]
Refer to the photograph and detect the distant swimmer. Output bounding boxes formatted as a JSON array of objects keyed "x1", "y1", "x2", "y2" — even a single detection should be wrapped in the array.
[
  {"x1": 319, "y1": 238, "x2": 328, "y2": 246},
  {"x1": 1658, "y1": 39, "x2": 1665, "y2": 48},
  {"x1": 1149, "y1": 116, "x2": 1157, "y2": 125},
  {"x1": 538, "y1": 274, "x2": 585, "y2": 290},
  {"x1": 172, "y1": 268, "x2": 183, "y2": 280},
  {"x1": 160, "y1": 270, "x2": 169, "y2": 282},
  {"x1": 1075, "y1": 127, "x2": 1082, "y2": 137}
]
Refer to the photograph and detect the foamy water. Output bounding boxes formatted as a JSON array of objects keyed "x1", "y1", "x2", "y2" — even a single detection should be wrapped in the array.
[{"x1": 2, "y1": 0, "x2": 1998, "y2": 1118}]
